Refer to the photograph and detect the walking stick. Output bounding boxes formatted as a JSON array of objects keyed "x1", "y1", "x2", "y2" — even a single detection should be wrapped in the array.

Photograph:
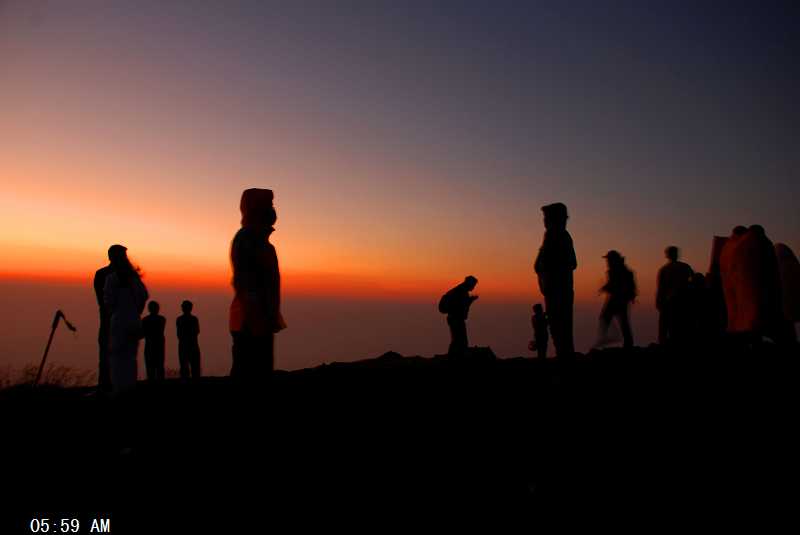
[{"x1": 33, "y1": 310, "x2": 77, "y2": 386}]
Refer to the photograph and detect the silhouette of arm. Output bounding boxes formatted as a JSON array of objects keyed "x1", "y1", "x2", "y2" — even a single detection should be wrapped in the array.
[
  {"x1": 93, "y1": 270, "x2": 105, "y2": 308},
  {"x1": 102, "y1": 273, "x2": 117, "y2": 312}
]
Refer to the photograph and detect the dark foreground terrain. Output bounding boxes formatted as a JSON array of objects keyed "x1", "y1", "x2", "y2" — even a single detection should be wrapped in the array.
[{"x1": 2, "y1": 343, "x2": 798, "y2": 532}]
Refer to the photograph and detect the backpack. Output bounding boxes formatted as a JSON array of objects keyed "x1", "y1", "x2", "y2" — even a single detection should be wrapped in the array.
[{"x1": 438, "y1": 290, "x2": 453, "y2": 314}]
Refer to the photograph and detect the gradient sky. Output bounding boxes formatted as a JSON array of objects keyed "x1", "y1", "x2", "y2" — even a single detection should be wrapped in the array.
[{"x1": 1, "y1": 1, "x2": 799, "y2": 363}]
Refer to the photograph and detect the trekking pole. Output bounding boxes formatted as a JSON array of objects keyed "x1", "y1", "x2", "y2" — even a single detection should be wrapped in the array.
[{"x1": 33, "y1": 310, "x2": 77, "y2": 386}]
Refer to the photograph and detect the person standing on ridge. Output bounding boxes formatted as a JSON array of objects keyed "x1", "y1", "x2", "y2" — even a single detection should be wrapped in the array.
[
  {"x1": 94, "y1": 244, "x2": 128, "y2": 393},
  {"x1": 534, "y1": 203, "x2": 577, "y2": 358},
  {"x1": 656, "y1": 246, "x2": 694, "y2": 346},
  {"x1": 595, "y1": 250, "x2": 637, "y2": 350},
  {"x1": 141, "y1": 300, "x2": 166, "y2": 381},
  {"x1": 439, "y1": 276, "x2": 479, "y2": 357},
  {"x1": 230, "y1": 188, "x2": 286, "y2": 380},
  {"x1": 176, "y1": 300, "x2": 201, "y2": 379},
  {"x1": 103, "y1": 246, "x2": 148, "y2": 393}
]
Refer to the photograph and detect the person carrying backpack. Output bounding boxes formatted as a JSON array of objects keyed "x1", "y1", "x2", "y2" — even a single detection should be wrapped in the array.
[
  {"x1": 439, "y1": 276, "x2": 479, "y2": 357},
  {"x1": 595, "y1": 250, "x2": 637, "y2": 350}
]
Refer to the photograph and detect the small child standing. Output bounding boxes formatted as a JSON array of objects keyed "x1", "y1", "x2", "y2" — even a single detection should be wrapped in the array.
[
  {"x1": 530, "y1": 303, "x2": 549, "y2": 359},
  {"x1": 141, "y1": 300, "x2": 166, "y2": 381}
]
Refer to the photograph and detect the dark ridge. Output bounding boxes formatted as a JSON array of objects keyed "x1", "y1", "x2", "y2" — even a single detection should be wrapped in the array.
[{"x1": 2, "y1": 343, "x2": 798, "y2": 531}]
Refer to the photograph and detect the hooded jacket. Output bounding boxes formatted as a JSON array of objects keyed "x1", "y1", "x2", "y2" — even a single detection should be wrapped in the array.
[{"x1": 229, "y1": 189, "x2": 286, "y2": 335}]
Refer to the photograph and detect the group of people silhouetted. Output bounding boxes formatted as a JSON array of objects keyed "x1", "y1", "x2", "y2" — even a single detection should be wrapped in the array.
[
  {"x1": 94, "y1": 190, "x2": 798, "y2": 394},
  {"x1": 94, "y1": 248, "x2": 204, "y2": 394},
  {"x1": 438, "y1": 202, "x2": 799, "y2": 359}
]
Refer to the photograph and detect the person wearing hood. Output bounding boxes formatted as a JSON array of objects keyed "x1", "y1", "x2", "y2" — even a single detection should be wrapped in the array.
[
  {"x1": 534, "y1": 202, "x2": 577, "y2": 358},
  {"x1": 229, "y1": 188, "x2": 286, "y2": 380}
]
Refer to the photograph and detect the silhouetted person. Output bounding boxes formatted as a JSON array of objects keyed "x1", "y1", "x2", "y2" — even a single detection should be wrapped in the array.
[
  {"x1": 230, "y1": 188, "x2": 286, "y2": 380},
  {"x1": 103, "y1": 247, "x2": 148, "y2": 394},
  {"x1": 530, "y1": 303, "x2": 548, "y2": 360},
  {"x1": 656, "y1": 246, "x2": 694, "y2": 346},
  {"x1": 721, "y1": 225, "x2": 785, "y2": 345},
  {"x1": 141, "y1": 300, "x2": 166, "y2": 382},
  {"x1": 595, "y1": 250, "x2": 636, "y2": 349},
  {"x1": 534, "y1": 203, "x2": 577, "y2": 358},
  {"x1": 176, "y1": 300, "x2": 201, "y2": 379},
  {"x1": 439, "y1": 276, "x2": 479, "y2": 357},
  {"x1": 94, "y1": 244, "x2": 127, "y2": 392}
]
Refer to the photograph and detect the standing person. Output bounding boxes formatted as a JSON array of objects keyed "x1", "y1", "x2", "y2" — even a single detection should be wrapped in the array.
[
  {"x1": 141, "y1": 300, "x2": 166, "y2": 382},
  {"x1": 438, "y1": 276, "x2": 479, "y2": 357},
  {"x1": 230, "y1": 188, "x2": 286, "y2": 380},
  {"x1": 656, "y1": 246, "x2": 694, "y2": 346},
  {"x1": 176, "y1": 300, "x2": 201, "y2": 379},
  {"x1": 530, "y1": 303, "x2": 549, "y2": 360},
  {"x1": 103, "y1": 247, "x2": 148, "y2": 394},
  {"x1": 94, "y1": 244, "x2": 127, "y2": 392},
  {"x1": 534, "y1": 203, "x2": 577, "y2": 358},
  {"x1": 595, "y1": 250, "x2": 637, "y2": 350}
]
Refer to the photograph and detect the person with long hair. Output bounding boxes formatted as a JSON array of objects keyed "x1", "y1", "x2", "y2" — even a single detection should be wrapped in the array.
[{"x1": 103, "y1": 245, "x2": 148, "y2": 393}]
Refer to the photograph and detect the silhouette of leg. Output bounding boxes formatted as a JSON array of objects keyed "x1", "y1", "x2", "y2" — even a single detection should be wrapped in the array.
[
  {"x1": 231, "y1": 331, "x2": 245, "y2": 378},
  {"x1": 231, "y1": 331, "x2": 273, "y2": 379},
  {"x1": 178, "y1": 345, "x2": 190, "y2": 379},
  {"x1": 618, "y1": 305, "x2": 633, "y2": 349},
  {"x1": 447, "y1": 317, "x2": 468, "y2": 356},
  {"x1": 191, "y1": 348, "x2": 202, "y2": 379},
  {"x1": 658, "y1": 309, "x2": 669, "y2": 345},
  {"x1": 595, "y1": 300, "x2": 614, "y2": 347},
  {"x1": 98, "y1": 316, "x2": 111, "y2": 391},
  {"x1": 546, "y1": 290, "x2": 574, "y2": 358}
]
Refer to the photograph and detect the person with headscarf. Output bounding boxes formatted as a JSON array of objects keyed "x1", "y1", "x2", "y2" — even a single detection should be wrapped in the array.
[
  {"x1": 103, "y1": 246, "x2": 148, "y2": 393},
  {"x1": 534, "y1": 202, "x2": 577, "y2": 358},
  {"x1": 595, "y1": 250, "x2": 637, "y2": 350},
  {"x1": 230, "y1": 188, "x2": 286, "y2": 380},
  {"x1": 720, "y1": 225, "x2": 784, "y2": 343}
]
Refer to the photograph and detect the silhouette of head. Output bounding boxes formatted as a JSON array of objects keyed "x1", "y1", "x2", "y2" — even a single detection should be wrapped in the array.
[
  {"x1": 533, "y1": 303, "x2": 544, "y2": 315},
  {"x1": 107, "y1": 245, "x2": 139, "y2": 284},
  {"x1": 748, "y1": 224, "x2": 765, "y2": 236},
  {"x1": 148, "y1": 301, "x2": 160, "y2": 314},
  {"x1": 691, "y1": 273, "x2": 706, "y2": 287},
  {"x1": 665, "y1": 246, "x2": 679, "y2": 261},
  {"x1": 542, "y1": 203, "x2": 568, "y2": 230},
  {"x1": 240, "y1": 188, "x2": 277, "y2": 229},
  {"x1": 108, "y1": 244, "x2": 127, "y2": 263},
  {"x1": 603, "y1": 250, "x2": 624, "y2": 267},
  {"x1": 464, "y1": 275, "x2": 478, "y2": 291},
  {"x1": 732, "y1": 226, "x2": 747, "y2": 237},
  {"x1": 181, "y1": 300, "x2": 193, "y2": 314}
]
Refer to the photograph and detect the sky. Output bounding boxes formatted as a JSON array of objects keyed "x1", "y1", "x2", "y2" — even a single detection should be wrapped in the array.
[{"x1": 1, "y1": 1, "x2": 798, "y2": 372}]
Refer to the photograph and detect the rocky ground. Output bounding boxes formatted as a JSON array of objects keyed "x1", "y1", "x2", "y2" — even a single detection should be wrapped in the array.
[{"x1": 2, "y1": 343, "x2": 798, "y2": 532}]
